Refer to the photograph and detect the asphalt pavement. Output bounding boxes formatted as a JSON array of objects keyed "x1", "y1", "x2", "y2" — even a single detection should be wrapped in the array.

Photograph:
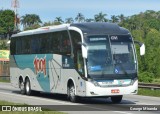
[{"x1": 0, "y1": 82, "x2": 159, "y2": 114}]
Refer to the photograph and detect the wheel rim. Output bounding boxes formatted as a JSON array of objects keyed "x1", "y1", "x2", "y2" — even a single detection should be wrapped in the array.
[
  {"x1": 26, "y1": 81, "x2": 30, "y2": 93},
  {"x1": 69, "y1": 85, "x2": 75, "y2": 100},
  {"x1": 20, "y1": 82, "x2": 24, "y2": 90}
]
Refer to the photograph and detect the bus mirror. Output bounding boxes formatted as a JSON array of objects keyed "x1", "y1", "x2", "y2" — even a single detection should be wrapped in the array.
[
  {"x1": 82, "y1": 45, "x2": 88, "y2": 58},
  {"x1": 140, "y1": 44, "x2": 145, "y2": 56},
  {"x1": 134, "y1": 40, "x2": 145, "y2": 56}
]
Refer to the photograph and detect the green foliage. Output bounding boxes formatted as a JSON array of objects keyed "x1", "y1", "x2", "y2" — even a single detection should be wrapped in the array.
[
  {"x1": 152, "y1": 78, "x2": 160, "y2": 84},
  {"x1": 24, "y1": 24, "x2": 41, "y2": 31},
  {"x1": 139, "y1": 72, "x2": 154, "y2": 83},
  {"x1": 75, "y1": 13, "x2": 85, "y2": 22},
  {"x1": 0, "y1": 40, "x2": 8, "y2": 49},
  {"x1": 21, "y1": 14, "x2": 42, "y2": 30},
  {"x1": 138, "y1": 88, "x2": 160, "y2": 97},
  {"x1": 0, "y1": 9, "x2": 14, "y2": 38},
  {"x1": 94, "y1": 12, "x2": 107, "y2": 22}
]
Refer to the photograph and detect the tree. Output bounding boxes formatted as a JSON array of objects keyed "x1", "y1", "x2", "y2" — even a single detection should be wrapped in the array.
[
  {"x1": 0, "y1": 9, "x2": 14, "y2": 39},
  {"x1": 21, "y1": 14, "x2": 42, "y2": 30},
  {"x1": 0, "y1": 41, "x2": 8, "y2": 49},
  {"x1": 54, "y1": 17, "x2": 64, "y2": 25},
  {"x1": 75, "y1": 13, "x2": 85, "y2": 22},
  {"x1": 94, "y1": 12, "x2": 107, "y2": 22},
  {"x1": 65, "y1": 17, "x2": 74, "y2": 24},
  {"x1": 110, "y1": 15, "x2": 119, "y2": 23},
  {"x1": 118, "y1": 14, "x2": 125, "y2": 23},
  {"x1": 42, "y1": 21, "x2": 55, "y2": 26}
]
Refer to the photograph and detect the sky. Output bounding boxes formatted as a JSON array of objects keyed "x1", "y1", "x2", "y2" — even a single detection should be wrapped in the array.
[{"x1": 0, "y1": 0, "x2": 160, "y2": 23}]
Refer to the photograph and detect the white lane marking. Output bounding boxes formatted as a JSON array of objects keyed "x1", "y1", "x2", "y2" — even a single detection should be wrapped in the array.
[
  {"x1": 79, "y1": 105, "x2": 134, "y2": 114},
  {"x1": 113, "y1": 111, "x2": 133, "y2": 114},
  {"x1": 135, "y1": 102, "x2": 155, "y2": 105},
  {"x1": 0, "y1": 91, "x2": 79, "y2": 105}
]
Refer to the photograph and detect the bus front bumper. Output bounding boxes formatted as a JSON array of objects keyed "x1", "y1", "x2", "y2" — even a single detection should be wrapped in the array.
[{"x1": 85, "y1": 80, "x2": 138, "y2": 97}]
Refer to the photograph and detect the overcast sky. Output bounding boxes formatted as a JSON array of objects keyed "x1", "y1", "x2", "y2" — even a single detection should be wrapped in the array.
[{"x1": 0, "y1": 0, "x2": 160, "y2": 22}]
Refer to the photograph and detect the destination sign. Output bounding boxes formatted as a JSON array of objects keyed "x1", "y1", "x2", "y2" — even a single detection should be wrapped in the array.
[
  {"x1": 89, "y1": 37, "x2": 106, "y2": 41},
  {"x1": 109, "y1": 35, "x2": 132, "y2": 42}
]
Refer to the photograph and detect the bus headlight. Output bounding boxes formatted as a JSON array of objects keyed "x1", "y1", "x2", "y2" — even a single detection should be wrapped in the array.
[{"x1": 92, "y1": 81, "x2": 100, "y2": 87}]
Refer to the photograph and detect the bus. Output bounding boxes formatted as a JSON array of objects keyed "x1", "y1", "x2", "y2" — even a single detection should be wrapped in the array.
[{"x1": 10, "y1": 22, "x2": 145, "y2": 103}]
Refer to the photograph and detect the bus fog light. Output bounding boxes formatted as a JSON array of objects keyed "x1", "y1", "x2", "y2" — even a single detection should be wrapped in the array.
[
  {"x1": 90, "y1": 92, "x2": 95, "y2": 95},
  {"x1": 90, "y1": 91, "x2": 98, "y2": 95},
  {"x1": 132, "y1": 90, "x2": 137, "y2": 93}
]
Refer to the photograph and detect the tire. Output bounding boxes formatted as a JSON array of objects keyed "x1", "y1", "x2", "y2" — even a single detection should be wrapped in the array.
[
  {"x1": 68, "y1": 84, "x2": 78, "y2": 102},
  {"x1": 19, "y1": 81, "x2": 25, "y2": 95},
  {"x1": 111, "y1": 95, "x2": 123, "y2": 103},
  {"x1": 25, "y1": 79, "x2": 32, "y2": 96}
]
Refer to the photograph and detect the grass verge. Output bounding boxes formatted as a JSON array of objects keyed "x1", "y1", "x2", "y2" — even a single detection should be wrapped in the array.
[
  {"x1": 0, "y1": 78, "x2": 10, "y2": 83},
  {"x1": 0, "y1": 76, "x2": 10, "y2": 83},
  {"x1": 138, "y1": 88, "x2": 160, "y2": 97},
  {"x1": 0, "y1": 100, "x2": 66, "y2": 114}
]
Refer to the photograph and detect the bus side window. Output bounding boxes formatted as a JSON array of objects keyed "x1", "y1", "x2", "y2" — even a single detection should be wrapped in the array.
[
  {"x1": 16, "y1": 38, "x2": 22, "y2": 54},
  {"x1": 39, "y1": 34, "x2": 50, "y2": 53},
  {"x1": 10, "y1": 38, "x2": 16, "y2": 55},
  {"x1": 21, "y1": 36, "x2": 31, "y2": 54},
  {"x1": 31, "y1": 37, "x2": 40, "y2": 54},
  {"x1": 50, "y1": 32, "x2": 61, "y2": 54},
  {"x1": 60, "y1": 31, "x2": 71, "y2": 55}
]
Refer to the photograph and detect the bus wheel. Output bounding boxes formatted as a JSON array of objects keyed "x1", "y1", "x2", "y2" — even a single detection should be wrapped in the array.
[
  {"x1": 25, "y1": 79, "x2": 32, "y2": 96},
  {"x1": 68, "y1": 84, "x2": 78, "y2": 102},
  {"x1": 19, "y1": 81, "x2": 25, "y2": 95},
  {"x1": 111, "y1": 95, "x2": 123, "y2": 103}
]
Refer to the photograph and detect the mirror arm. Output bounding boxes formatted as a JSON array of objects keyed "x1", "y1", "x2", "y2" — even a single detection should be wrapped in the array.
[
  {"x1": 78, "y1": 42, "x2": 87, "y2": 47},
  {"x1": 134, "y1": 40, "x2": 143, "y2": 47}
]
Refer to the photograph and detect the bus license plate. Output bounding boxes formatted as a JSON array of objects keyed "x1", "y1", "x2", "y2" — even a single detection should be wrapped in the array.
[{"x1": 111, "y1": 89, "x2": 120, "y2": 93}]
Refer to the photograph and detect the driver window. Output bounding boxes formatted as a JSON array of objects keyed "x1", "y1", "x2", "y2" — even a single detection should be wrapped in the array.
[{"x1": 77, "y1": 50, "x2": 84, "y2": 75}]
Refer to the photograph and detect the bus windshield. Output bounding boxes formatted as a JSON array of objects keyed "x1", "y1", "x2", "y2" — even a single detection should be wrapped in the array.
[{"x1": 86, "y1": 35, "x2": 137, "y2": 79}]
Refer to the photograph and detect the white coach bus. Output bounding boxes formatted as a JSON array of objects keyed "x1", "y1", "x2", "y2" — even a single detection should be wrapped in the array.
[{"x1": 10, "y1": 22, "x2": 145, "y2": 103}]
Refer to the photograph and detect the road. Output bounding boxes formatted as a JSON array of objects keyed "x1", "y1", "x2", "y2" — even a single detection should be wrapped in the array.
[{"x1": 0, "y1": 82, "x2": 159, "y2": 114}]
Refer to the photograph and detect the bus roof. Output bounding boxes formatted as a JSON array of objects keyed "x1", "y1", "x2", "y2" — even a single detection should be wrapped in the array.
[
  {"x1": 12, "y1": 22, "x2": 130, "y2": 37},
  {"x1": 12, "y1": 24, "x2": 70, "y2": 37},
  {"x1": 71, "y1": 22, "x2": 130, "y2": 35}
]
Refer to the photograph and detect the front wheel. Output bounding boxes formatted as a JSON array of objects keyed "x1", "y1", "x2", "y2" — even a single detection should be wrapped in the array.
[
  {"x1": 68, "y1": 84, "x2": 78, "y2": 102},
  {"x1": 111, "y1": 95, "x2": 123, "y2": 103}
]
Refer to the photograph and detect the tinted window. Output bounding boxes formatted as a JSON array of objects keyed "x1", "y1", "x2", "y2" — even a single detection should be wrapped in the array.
[
  {"x1": 31, "y1": 36, "x2": 40, "y2": 54},
  {"x1": 16, "y1": 38, "x2": 22, "y2": 54},
  {"x1": 21, "y1": 36, "x2": 31, "y2": 54},
  {"x1": 12, "y1": 30, "x2": 72, "y2": 55},
  {"x1": 39, "y1": 33, "x2": 50, "y2": 53},
  {"x1": 10, "y1": 38, "x2": 16, "y2": 55},
  {"x1": 50, "y1": 32, "x2": 60, "y2": 54},
  {"x1": 60, "y1": 31, "x2": 71, "y2": 54}
]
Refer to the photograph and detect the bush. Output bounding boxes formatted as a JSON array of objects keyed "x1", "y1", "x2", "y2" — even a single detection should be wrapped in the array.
[{"x1": 138, "y1": 72, "x2": 154, "y2": 83}]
